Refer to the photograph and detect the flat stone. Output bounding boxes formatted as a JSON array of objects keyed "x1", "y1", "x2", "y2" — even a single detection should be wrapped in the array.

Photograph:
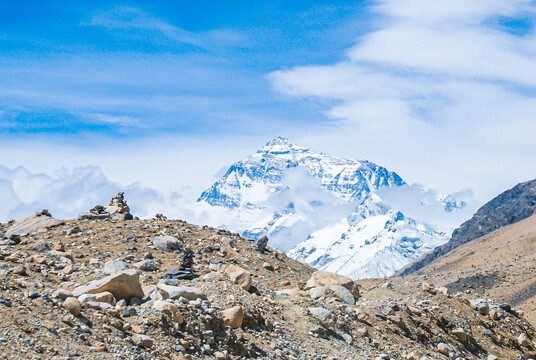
[
  {"x1": 157, "y1": 284, "x2": 207, "y2": 300},
  {"x1": 54, "y1": 289, "x2": 73, "y2": 300},
  {"x1": 5, "y1": 213, "x2": 63, "y2": 238},
  {"x1": 72, "y1": 270, "x2": 144, "y2": 301},
  {"x1": 276, "y1": 288, "x2": 310, "y2": 298}
]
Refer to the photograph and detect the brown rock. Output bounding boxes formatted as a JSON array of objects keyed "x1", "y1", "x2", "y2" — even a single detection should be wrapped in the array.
[
  {"x1": 305, "y1": 271, "x2": 359, "y2": 299},
  {"x1": 222, "y1": 306, "x2": 244, "y2": 329},
  {"x1": 63, "y1": 297, "x2": 81, "y2": 316},
  {"x1": 131, "y1": 325, "x2": 143, "y2": 334},
  {"x1": 452, "y1": 328, "x2": 467, "y2": 342},
  {"x1": 132, "y1": 334, "x2": 154, "y2": 348},
  {"x1": 95, "y1": 342, "x2": 107, "y2": 352},
  {"x1": 5, "y1": 213, "x2": 63, "y2": 238},
  {"x1": 153, "y1": 300, "x2": 184, "y2": 324},
  {"x1": 225, "y1": 265, "x2": 252, "y2": 291}
]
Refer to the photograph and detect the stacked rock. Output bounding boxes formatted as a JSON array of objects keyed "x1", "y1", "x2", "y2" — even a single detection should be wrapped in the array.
[
  {"x1": 105, "y1": 192, "x2": 131, "y2": 216},
  {"x1": 90, "y1": 205, "x2": 106, "y2": 215},
  {"x1": 154, "y1": 213, "x2": 168, "y2": 221},
  {"x1": 79, "y1": 192, "x2": 134, "y2": 220},
  {"x1": 163, "y1": 248, "x2": 197, "y2": 283},
  {"x1": 35, "y1": 209, "x2": 52, "y2": 217}
]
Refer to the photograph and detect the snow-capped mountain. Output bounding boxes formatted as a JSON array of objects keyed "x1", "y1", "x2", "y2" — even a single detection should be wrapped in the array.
[
  {"x1": 199, "y1": 136, "x2": 405, "y2": 207},
  {"x1": 197, "y1": 137, "x2": 471, "y2": 279},
  {"x1": 287, "y1": 194, "x2": 449, "y2": 279}
]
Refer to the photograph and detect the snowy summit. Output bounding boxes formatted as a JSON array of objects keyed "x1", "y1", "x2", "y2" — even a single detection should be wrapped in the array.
[{"x1": 197, "y1": 137, "x2": 471, "y2": 279}]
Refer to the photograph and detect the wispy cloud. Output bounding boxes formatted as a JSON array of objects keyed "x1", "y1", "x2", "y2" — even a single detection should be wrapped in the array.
[
  {"x1": 89, "y1": 6, "x2": 203, "y2": 46},
  {"x1": 269, "y1": 0, "x2": 536, "y2": 200},
  {"x1": 87, "y1": 6, "x2": 248, "y2": 49}
]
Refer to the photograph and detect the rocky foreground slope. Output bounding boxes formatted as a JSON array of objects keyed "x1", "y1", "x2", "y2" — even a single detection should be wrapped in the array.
[
  {"x1": 398, "y1": 179, "x2": 536, "y2": 276},
  {"x1": 0, "y1": 212, "x2": 535, "y2": 359}
]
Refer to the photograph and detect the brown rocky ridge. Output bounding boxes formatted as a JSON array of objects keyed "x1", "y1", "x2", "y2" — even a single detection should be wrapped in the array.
[
  {"x1": 398, "y1": 178, "x2": 536, "y2": 277},
  {"x1": 400, "y1": 212, "x2": 536, "y2": 328},
  {"x1": 0, "y1": 194, "x2": 535, "y2": 359}
]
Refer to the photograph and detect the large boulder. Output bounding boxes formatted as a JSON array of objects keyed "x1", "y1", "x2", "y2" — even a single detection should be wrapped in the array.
[
  {"x1": 5, "y1": 212, "x2": 63, "y2": 238},
  {"x1": 153, "y1": 235, "x2": 183, "y2": 251},
  {"x1": 72, "y1": 270, "x2": 144, "y2": 301},
  {"x1": 305, "y1": 271, "x2": 360, "y2": 300}
]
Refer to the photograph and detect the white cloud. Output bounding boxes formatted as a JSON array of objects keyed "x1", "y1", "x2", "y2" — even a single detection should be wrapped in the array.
[
  {"x1": 0, "y1": 165, "x2": 169, "y2": 221},
  {"x1": 270, "y1": 0, "x2": 536, "y2": 202}
]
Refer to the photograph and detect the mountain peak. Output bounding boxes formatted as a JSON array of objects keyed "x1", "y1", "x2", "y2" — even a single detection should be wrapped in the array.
[
  {"x1": 264, "y1": 136, "x2": 292, "y2": 148},
  {"x1": 265, "y1": 136, "x2": 292, "y2": 146}
]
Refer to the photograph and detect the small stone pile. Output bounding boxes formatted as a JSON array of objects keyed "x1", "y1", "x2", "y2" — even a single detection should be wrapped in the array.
[
  {"x1": 79, "y1": 192, "x2": 134, "y2": 220},
  {"x1": 164, "y1": 248, "x2": 197, "y2": 282},
  {"x1": 106, "y1": 192, "x2": 130, "y2": 215},
  {"x1": 35, "y1": 209, "x2": 51, "y2": 217},
  {"x1": 154, "y1": 213, "x2": 168, "y2": 221}
]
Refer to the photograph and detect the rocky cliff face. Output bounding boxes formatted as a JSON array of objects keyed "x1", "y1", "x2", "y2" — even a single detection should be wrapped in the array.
[{"x1": 397, "y1": 178, "x2": 536, "y2": 276}]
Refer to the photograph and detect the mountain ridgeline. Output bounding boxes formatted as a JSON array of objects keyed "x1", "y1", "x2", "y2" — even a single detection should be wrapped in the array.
[
  {"x1": 397, "y1": 178, "x2": 536, "y2": 276},
  {"x1": 196, "y1": 137, "x2": 468, "y2": 279}
]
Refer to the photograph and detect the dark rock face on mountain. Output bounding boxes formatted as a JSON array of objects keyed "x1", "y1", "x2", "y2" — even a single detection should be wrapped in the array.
[{"x1": 397, "y1": 179, "x2": 536, "y2": 276}]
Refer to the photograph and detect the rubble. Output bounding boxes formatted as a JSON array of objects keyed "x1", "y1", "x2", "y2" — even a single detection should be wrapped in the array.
[{"x1": 0, "y1": 214, "x2": 534, "y2": 359}]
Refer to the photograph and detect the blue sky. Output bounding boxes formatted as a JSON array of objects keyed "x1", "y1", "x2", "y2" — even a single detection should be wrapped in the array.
[
  {"x1": 0, "y1": 1, "x2": 373, "y2": 139},
  {"x1": 1, "y1": 0, "x2": 536, "y2": 206}
]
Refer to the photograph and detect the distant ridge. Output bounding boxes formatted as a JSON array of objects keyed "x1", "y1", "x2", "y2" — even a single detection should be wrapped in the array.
[{"x1": 396, "y1": 178, "x2": 536, "y2": 276}]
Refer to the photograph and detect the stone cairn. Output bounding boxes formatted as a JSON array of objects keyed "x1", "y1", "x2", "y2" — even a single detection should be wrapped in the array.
[
  {"x1": 164, "y1": 247, "x2": 197, "y2": 283},
  {"x1": 35, "y1": 209, "x2": 52, "y2": 217},
  {"x1": 154, "y1": 213, "x2": 168, "y2": 221},
  {"x1": 79, "y1": 192, "x2": 133, "y2": 220}
]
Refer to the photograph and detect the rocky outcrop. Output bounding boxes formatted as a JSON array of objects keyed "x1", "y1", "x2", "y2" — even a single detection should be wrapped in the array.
[
  {"x1": 72, "y1": 270, "x2": 144, "y2": 301},
  {"x1": 5, "y1": 210, "x2": 63, "y2": 238},
  {"x1": 397, "y1": 178, "x2": 536, "y2": 276}
]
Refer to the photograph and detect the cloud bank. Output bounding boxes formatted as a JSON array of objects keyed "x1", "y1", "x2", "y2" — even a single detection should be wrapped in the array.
[
  {"x1": 0, "y1": 165, "x2": 179, "y2": 222},
  {"x1": 269, "y1": 0, "x2": 536, "y2": 201}
]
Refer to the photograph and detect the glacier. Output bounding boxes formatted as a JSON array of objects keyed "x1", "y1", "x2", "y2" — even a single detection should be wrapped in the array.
[{"x1": 197, "y1": 137, "x2": 472, "y2": 279}]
